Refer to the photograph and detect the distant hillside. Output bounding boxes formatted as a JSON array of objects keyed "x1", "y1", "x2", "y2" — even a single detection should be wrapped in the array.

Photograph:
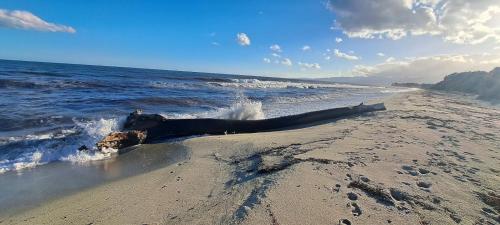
[
  {"x1": 431, "y1": 67, "x2": 500, "y2": 103},
  {"x1": 391, "y1": 82, "x2": 433, "y2": 89}
]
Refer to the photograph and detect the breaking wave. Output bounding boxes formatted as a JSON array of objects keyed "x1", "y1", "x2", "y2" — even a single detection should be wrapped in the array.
[
  {"x1": 161, "y1": 95, "x2": 265, "y2": 120},
  {"x1": 0, "y1": 117, "x2": 124, "y2": 174},
  {"x1": 207, "y1": 78, "x2": 370, "y2": 89}
]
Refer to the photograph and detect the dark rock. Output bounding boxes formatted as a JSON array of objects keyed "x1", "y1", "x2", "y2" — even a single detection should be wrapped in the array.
[
  {"x1": 96, "y1": 130, "x2": 147, "y2": 152},
  {"x1": 347, "y1": 192, "x2": 358, "y2": 201},
  {"x1": 78, "y1": 145, "x2": 89, "y2": 151},
  {"x1": 417, "y1": 181, "x2": 432, "y2": 188}
]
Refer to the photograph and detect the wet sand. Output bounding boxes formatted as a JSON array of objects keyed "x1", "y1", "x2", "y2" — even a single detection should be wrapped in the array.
[
  {"x1": 2, "y1": 91, "x2": 499, "y2": 225},
  {"x1": 0, "y1": 142, "x2": 187, "y2": 217}
]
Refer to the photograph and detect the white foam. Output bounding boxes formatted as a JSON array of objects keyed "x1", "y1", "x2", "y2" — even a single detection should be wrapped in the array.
[
  {"x1": 0, "y1": 129, "x2": 78, "y2": 145},
  {"x1": 208, "y1": 78, "x2": 370, "y2": 89},
  {"x1": 149, "y1": 81, "x2": 199, "y2": 90},
  {"x1": 75, "y1": 118, "x2": 122, "y2": 139},
  {"x1": 161, "y1": 96, "x2": 265, "y2": 120},
  {"x1": 0, "y1": 117, "x2": 124, "y2": 174},
  {"x1": 61, "y1": 151, "x2": 111, "y2": 163},
  {"x1": 216, "y1": 99, "x2": 265, "y2": 120},
  {"x1": 12, "y1": 151, "x2": 44, "y2": 171}
]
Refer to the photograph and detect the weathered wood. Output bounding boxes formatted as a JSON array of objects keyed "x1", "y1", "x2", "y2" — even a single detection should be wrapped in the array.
[{"x1": 97, "y1": 103, "x2": 386, "y2": 151}]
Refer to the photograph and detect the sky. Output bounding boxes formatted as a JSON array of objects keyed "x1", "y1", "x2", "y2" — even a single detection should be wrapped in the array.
[{"x1": 0, "y1": 0, "x2": 500, "y2": 83}]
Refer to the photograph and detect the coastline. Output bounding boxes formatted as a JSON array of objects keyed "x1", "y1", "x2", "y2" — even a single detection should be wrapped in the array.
[
  {"x1": 0, "y1": 142, "x2": 188, "y2": 218},
  {"x1": 2, "y1": 90, "x2": 499, "y2": 225}
]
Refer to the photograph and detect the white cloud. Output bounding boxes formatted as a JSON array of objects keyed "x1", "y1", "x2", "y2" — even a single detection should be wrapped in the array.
[
  {"x1": 333, "y1": 49, "x2": 359, "y2": 60},
  {"x1": 325, "y1": 56, "x2": 331, "y2": 60},
  {"x1": 377, "y1": 52, "x2": 385, "y2": 57},
  {"x1": 335, "y1": 37, "x2": 343, "y2": 43},
  {"x1": 281, "y1": 58, "x2": 293, "y2": 66},
  {"x1": 302, "y1": 45, "x2": 311, "y2": 51},
  {"x1": 0, "y1": 9, "x2": 75, "y2": 33},
  {"x1": 327, "y1": 0, "x2": 500, "y2": 44},
  {"x1": 236, "y1": 33, "x2": 251, "y2": 46},
  {"x1": 350, "y1": 54, "x2": 500, "y2": 83},
  {"x1": 298, "y1": 62, "x2": 321, "y2": 70},
  {"x1": 271, "y1": 53, "x2": 281, "y2": 58},
  {"x1": 263, "y1": 58, "x2": 271, "y2": 63},
  {"x1": 211, "y1": 42, "x2": 220, "y2": 46},
  {"x1": 270, "y1": 44, "x2": 282, "y2": 52},
  {"x1": 385, "y1": 57, "x2": 396, "y2": 62}
]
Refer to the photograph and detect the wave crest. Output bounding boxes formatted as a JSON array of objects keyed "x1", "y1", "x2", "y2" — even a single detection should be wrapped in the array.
[
  {"x1": 0, "y1": 117, "x2": 123, "y2": 174},
  {"x1": 208, "y1": 78, "x2": 369, "y2": 89}
]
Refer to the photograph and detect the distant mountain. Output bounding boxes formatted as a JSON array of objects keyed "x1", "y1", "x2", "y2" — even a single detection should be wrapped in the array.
[
  {"x1": 319, "y1": 76, "x2": 391, "y2": 86},
  {"x1": 391, "y1": 82, "x2": 433, "y2": 89},
  {"x1": 431, "y1": 67, "x2": 500, "y2": 103}
]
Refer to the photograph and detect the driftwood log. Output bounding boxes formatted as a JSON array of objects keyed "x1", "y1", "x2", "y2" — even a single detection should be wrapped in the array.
[{"x1": 96, "y1": 103, "x2": 386, "y2": 151}]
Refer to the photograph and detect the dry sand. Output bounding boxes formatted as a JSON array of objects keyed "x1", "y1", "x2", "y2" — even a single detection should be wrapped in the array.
[{"x1": 2, "y1": 91, "x2": 499, "y2": 225}]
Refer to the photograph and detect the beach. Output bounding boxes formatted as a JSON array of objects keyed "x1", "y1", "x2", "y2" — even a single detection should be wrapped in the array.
[{"x1": 2, "y1": 90, "x2": 499, "y2": 225}]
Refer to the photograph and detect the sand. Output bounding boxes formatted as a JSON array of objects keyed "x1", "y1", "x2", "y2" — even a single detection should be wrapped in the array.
[{"x1": 2, "y1": 90, "x2": 499, "y2": 225}]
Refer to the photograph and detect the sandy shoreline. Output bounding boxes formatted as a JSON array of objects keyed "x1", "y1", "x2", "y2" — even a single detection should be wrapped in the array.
[{"x1": 2, "y1": 91, "x2": 499, "y2": 225}]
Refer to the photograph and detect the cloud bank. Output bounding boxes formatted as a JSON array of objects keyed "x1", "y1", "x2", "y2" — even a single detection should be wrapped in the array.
[
  {"x1": 270, "y1": 44, "x2": 282, "y2": 52},
  {"x1": 281, "y1": 58, "x2": 292, "y2": 66},
  {"x1": 0, "y1": 9, "x2": 75, "y2": 33},
  {"x1": 333, "y1": 49, "x2": 359, "y2": 60},
  {"x1": 298, "y1": 62, "x2": 321, "y2": 70},
  {"x1": 350, "y1": 54, "x2": 500, "y2": 84},
  {"x1": 327, "y1": 0, "x2": 500, "y2": 44}
]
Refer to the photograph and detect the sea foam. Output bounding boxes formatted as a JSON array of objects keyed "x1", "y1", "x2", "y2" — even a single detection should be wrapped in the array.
[
  {"x1": 161, "y1": 95, "x2": 266, "y2": 120},
  {"x1": 0, "y1": 117, "x2": 123, "y2": 174},
  {"x1": 207, "y1": 78, "x2": 370, "y2": 89}
]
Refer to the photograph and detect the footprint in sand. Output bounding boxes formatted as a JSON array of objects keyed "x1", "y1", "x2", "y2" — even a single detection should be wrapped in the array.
[
  {"x1": 338, "y1": 219, "x2": 352, "y2": 225},
  {"x1": 418, "y1": 168, "x2": 431, "y2": 175},
  {"x1": 347, "y1": 192, "x2": 358, "y2": 201},
  {"x1": 348, "y1": 202, "x2": 362, "y2": 216},
  {"x1": 402, "y1": 165, "x2": 420, "y2": 176},
  {"x1": 416, "y1": 181, "x2": 432, "y2": 191}
]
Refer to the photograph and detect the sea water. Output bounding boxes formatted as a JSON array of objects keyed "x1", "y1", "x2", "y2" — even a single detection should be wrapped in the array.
[{"x1": 0, "y1": 59, "x2": 411, "y2": 174}]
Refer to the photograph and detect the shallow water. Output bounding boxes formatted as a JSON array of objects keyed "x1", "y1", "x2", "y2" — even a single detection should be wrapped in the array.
[
  {"x1": 0, "y1": 142, "x2": 188, "y2": 216},
  {"x1": 0, "y1": 59, "x2": 411, "y2": 173}
]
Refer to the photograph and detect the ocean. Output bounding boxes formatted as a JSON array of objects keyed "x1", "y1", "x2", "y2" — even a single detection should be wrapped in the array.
[{"x1": 0, "y1": 59, "x2": 409, "y2": 174}]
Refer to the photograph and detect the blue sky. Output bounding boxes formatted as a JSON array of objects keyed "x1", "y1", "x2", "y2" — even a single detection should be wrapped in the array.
[{"x1": 0, "y1": 0, "x2": 499, "y2": 81}]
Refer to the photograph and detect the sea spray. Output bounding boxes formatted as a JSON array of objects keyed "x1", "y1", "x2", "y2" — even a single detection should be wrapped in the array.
[
  {"x1": 0, "y1": 117, "x2": 124, "y2": 174},
  {"x1": 161, "y1": 94, "x2": 266, "y2": 120},
  {"x1": 217, "y1": 98, "x2": 265, "y2": 120}
]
